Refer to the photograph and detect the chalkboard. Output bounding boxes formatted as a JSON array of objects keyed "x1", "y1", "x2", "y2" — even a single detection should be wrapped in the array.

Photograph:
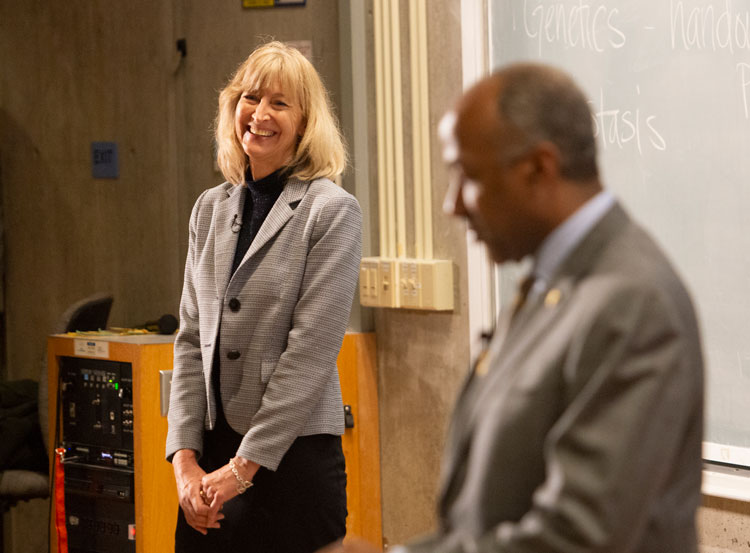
[{"x1": 489, "y1": 0, "x2": 750, "y2": 465}]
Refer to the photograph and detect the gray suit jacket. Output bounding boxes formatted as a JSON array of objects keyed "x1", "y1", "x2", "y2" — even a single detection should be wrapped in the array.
[
  {"x1": 165, "y1": 176, "x2": 362, "y2": 471},
  {"x1": 399, "y1": 203, "x2": 704, "y2": 553}
]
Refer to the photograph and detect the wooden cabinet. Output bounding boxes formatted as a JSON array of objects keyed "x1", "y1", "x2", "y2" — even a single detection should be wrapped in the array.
[
  {"x1": 338, "y1": 333, "x2": 382, "y2": 547},
  {"x1": 48, "y1": 334, "x2": 177, "y2": 553},
  {"x1": 48, "y1": 332, "x2": 381, "y2": 551}
]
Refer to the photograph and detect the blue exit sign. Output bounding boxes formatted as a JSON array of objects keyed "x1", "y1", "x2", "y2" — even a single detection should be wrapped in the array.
[{"x1": 92, "y1": 142, "x2": 119, "y2": 179}]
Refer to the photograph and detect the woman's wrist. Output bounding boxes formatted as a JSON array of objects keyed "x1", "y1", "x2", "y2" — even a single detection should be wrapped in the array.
[
  {"x1": 228, "y1": 458, "x2": 253, "y2": 494},
  {"x1": 173, "y1": 448, "x2": 198, "y2": 468},
  {"x1": 230, "y1": 456, "x2": 259, "y2": 488}
]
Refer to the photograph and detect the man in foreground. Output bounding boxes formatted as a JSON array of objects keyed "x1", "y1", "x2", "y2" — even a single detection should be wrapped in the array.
[{"x1": 325, "y1": 63, "x2": 704, "y2": 553}]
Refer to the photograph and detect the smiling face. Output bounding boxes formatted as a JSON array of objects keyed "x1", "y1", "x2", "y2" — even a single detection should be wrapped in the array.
[{"x1": 234, "y1": 80, "x2": 305, "y2": 180}]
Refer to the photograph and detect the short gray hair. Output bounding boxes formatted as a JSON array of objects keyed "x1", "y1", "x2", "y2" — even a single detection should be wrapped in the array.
[{"x1": 496, "y1": 63, "x2": 598, "y2": 181}]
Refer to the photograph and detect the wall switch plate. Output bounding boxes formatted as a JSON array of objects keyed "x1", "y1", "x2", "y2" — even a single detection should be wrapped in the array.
[
  {"x1": 359, "y1": 258, "x2": 380, "y2": 307},
  {"x1": 418, "y1": 259, "x2": 454, "y2": 311},
  {"x1": 360, "y1": 257, "x2": 453, "y2": 310},
  {"x1": 398, "y1": 260, "x2": 420, "y2": 308},
  {"x1": 378, "y1": 259, "x2": 399, "y2": 308}
]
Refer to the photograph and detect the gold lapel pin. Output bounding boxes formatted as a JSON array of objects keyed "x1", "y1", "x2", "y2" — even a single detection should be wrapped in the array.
[
  {"x1": 474, "y1": 351, "x2": 490, "y2": 377},
  {"x1": 544, "y1": 288, "x2": 562, "y2": 307}
]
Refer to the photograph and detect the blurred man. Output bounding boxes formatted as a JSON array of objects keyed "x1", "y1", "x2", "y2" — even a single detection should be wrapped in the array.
[{"x1": 325, "y1": 63, "x2": 703, "y2": 553}]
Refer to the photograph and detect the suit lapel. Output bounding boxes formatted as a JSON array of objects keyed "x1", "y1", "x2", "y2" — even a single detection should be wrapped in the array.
[
  {"x1": 438, "y1": 202, "x2": 632, "y2": 517},
  {"x1": 553, "y1": 201, "x2": 629, "y2": 282},
  {"x1": 214, "y1": 183, "x2": 246, "y2": 298},
  {"x1": 492, "y1": 203, "x2": 630, "y2": 385},
  {"x1": 498, "y1": 277, "x2": 572, "y2": 361},
  {"x1": 500, "y1": 202, "x2": 630, "y2": 355},
  {"x1": 242, "y1": 178, "x2": 308, "y2": 262},
  {"x1": 438, "y1": 279, "x2": 571, "y2": 513}
]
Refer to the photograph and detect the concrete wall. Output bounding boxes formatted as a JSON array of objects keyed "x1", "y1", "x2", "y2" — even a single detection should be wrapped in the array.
[
  {"x1": 700, "y1": 496, "x2": 750, "y2": 553},
  {"x1": 369, "y1": 1, "x2": 469, "y2": 546},
  {"x1": 0, "y1": 0, "x2": 182, "y2": 381},
  {"x1": 1, "y1": 4, "x2": 179, "y2": 547}
]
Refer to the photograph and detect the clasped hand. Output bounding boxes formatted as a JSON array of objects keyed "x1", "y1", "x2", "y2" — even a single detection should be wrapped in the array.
[{"x1": 173, "y1": 450, "x2": 259, "y2": 535}]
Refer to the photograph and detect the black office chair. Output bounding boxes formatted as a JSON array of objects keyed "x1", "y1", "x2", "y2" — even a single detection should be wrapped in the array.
[{"x1": 0, "y1": 292, "x2": 113, "y2": 546}]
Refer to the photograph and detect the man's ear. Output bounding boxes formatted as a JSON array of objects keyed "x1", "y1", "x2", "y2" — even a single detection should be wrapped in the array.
[{"x1": 528, "y1": 141, "x2": 562, "y2": 182}]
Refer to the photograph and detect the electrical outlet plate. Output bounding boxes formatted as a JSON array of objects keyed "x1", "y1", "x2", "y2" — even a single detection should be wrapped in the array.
[
  {"x1": 398, "y1": 260, "x2": 420, "y2": 308},
  {"x1": 360, "y1": 257, "x2": 453, "y2": 311},
  {"x1": 359, "y1": 258, "x2": 380, "y2": 307},
  {"x1": 377, "y1": 259, "x2": 399, "y2": 308},
  {"x1": 418, "y1": 259, "x2": 454, "y2": 311}
]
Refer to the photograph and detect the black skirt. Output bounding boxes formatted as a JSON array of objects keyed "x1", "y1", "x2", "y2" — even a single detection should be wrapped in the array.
[{"x1": 174, "y1": 409, "x2": 347, "y2": 553}]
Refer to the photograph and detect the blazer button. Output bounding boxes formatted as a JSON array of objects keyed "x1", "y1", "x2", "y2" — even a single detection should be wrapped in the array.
[
  {"x1": 227, "y1": 350, "x2": 241, "y2": 360},
  {"x1": 228, "y1": 297, "x2": 241, "y2": 312}
]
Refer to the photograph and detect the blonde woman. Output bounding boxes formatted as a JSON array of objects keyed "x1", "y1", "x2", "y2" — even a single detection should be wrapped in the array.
[{"x1": 166, "y1": 41, "x2": 361, "y2": 552}]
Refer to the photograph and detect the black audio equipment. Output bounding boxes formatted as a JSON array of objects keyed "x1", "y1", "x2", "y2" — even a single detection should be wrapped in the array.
[
  {"x1": 59, "y1": 356, "x2": 136, "y2": 553},
  {"x1": 64, "y1": 463, "x2": 135, "y2": 553},
  {"x1": 60, "y1": 356, "x2": 134, "y2": 456}
]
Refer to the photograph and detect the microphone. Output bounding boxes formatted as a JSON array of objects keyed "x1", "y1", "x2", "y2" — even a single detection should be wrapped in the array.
[
  {"x1": 138, "y1": 314, "x2": 179, "y2": 335},
  {"x1": 231, "y1": 214, "x2": 242, "y2": 233}
]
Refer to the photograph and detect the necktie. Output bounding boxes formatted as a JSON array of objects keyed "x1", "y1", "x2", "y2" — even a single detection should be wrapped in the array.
[
  {"x1": 511, "y1": 274, "x2": 535, "y2": 321},
  {"x1": 473, "y1": 274, "x2": 535, "y2": 378}
]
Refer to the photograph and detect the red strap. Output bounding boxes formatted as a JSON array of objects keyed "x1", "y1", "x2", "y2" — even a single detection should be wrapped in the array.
[{"x1": 54, "y1": 448, "x2": 68, "y2": 553}]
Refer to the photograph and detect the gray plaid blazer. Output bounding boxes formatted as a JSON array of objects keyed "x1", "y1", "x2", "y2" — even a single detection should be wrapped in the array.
[{"x1": 166, "y1": 176, "x2": 362, "y2": 471}]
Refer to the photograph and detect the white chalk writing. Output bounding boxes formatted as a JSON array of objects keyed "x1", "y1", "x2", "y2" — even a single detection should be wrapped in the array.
[
  {"x1": 738, "y1": 63, "x2": 750, "y2": 118},
  {"x1": 591, "y1": 86, "x2": 667, "y2": 154},
  {"x1": 670, "y1": 0, "x2": 750, "y2": 52},
  {"x1": 521, "y1": 0, "x2": 626, "y2": 55}
]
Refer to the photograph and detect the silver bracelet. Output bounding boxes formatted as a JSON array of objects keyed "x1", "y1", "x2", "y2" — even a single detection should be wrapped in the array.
[{"x1": 229, "y1": 457, "x2": 254, "y2": 494}]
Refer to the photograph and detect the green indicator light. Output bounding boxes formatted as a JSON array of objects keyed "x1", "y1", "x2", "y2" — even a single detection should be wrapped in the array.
[
  {"x1": 115, "y1": 383, "x2": 119, "y2": 390},
  {"x1": 109, "y1": 379, "x2": 113, "y2": 383}
]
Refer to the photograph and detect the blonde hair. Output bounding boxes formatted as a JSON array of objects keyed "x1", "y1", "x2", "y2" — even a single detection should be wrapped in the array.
[{"x1": 215, "y1": 41, "x2": 347, "y2": 185}]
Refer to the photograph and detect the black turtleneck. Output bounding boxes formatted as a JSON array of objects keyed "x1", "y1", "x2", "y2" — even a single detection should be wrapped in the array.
[
  {"x1": 230, "y1": 167, "x2": 287, "y2": 275},
  {"x1": 213, "y1": 168, "x2": 287, "y2": 421}
]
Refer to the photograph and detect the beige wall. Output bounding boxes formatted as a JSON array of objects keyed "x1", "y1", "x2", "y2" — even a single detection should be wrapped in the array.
[
  {"x1": 0, "y1": 3, "x2": 180, "y2": 549},
  {"x1": 0, "y1": 1, "x2": 182, "y2": 381},
  {"x1": 0, "y1": 1, "x2": 748, "y2": 552},
  {"x1": 700, "y1": 496, "x2": 750, "y2": 553},
  {"x1": 370, "y1": 1, "x2": 470, "y2": 545}
]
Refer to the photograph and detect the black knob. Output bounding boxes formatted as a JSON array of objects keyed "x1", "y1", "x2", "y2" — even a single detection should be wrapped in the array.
[
  {"x1": 227, "y1": 350, "x2": 241, "y2": 360},
  {"x1": 228, "y1": 298, "x2": 241, "y2": 312},
  {"x1": 344, "y1": 405, "x2": 355, "y2": 428}
]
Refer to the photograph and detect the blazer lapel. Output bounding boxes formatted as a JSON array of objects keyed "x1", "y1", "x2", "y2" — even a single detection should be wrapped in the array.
[
  {"x1": 499, "y1": 278, "x2": 571, "y2": 361},
  {"x1": 500, "y1": 202, "x2": 630, "y2": 356},
  {"x1": 238, "y1": 177, "x2": 309, "y2": 263},
  {"x1": 214, "y1": 183, "x2": 246, "y2": 298},
  {"x1": 438, "y1": 202, "x2": 631, "y2": 516},
  {"x1": 494, "y1": 203, "x2": 629, "y2": 377},
  {"x1": 553, "y1": 201, "x2": 629, "y2": 282},
  {"x1": 438, "y1": 329, "x2": 512, "y2": 516},
  {"x1": 438, "y1": 272, "x2": 576, "y2": 511}
]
